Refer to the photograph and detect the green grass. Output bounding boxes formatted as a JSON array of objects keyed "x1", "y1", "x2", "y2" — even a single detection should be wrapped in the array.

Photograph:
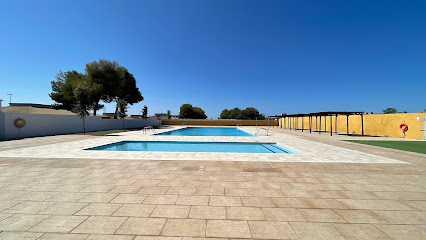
[
  {"x1": 344, "y1": 140, "x2": 426, "y2": 154},
  {"x1": 85, "y1": 129, "x2": 131, "y2": 135}
]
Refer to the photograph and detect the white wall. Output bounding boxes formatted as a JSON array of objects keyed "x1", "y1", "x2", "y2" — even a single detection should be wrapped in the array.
[{"x1": 0, "y1": 112, "x2": 161, "y2": 140}]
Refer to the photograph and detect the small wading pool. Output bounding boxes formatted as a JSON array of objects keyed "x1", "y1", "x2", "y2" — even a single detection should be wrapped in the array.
[
  {"x1": 87, "y1": 141, "x2": 299, "y2": 154},
  {"x1": 156, "y1": 127, "x2": 254, "y2": 137}
]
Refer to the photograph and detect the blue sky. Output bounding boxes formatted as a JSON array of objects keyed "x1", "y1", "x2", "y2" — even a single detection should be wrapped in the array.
[{"x1": 1, "y1": 0, "x2": 425, "y2": 118}]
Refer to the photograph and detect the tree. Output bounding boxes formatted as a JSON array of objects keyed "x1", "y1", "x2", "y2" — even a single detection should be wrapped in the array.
[
  {"x1": 383, "y1": 108, "x2": 397, "y2": 114},
  {"x1": 228, "y1": 108, "x2": 242, "y2": 119},
  {"x1": 220, "y1": 109, "x2": 230, "y2": 119},
  {"x1": 179, "y1": 104, "x2": 207, "y2": 119},
  {"x1": 117, "y1": 100, "x2": 128, "y2": 130},
  {"x1": 193, "y1": 107, "x2": 207, "y2": 119},
  {"x1": 179, "y1": 104, "x2": 194, "y2": 118},
  {"x1": 50, "y1": 70, "x2": 86, "y2": 111},
  {"x1": 167, "y1": 110, "x2": 172, "y2": 119},
  {"x1": 220, "y1": 107, "x2": 265, "y2": 120},
  {"x1": 73, "y1": 83, "x2": 92, "y2": 134},
  {"x1": 85, "y1": 59, "x2": 143, "y2": 118},
  {"x1": 142, "y1": 105, "x2": 148, "y2": 119}
]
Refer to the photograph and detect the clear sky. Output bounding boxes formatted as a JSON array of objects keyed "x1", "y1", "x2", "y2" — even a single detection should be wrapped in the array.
[{"x1": 1, "y1": 0, "x2": 425, "y2": 118}]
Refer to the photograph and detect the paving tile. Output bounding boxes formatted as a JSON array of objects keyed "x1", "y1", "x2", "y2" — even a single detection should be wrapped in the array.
[
  {"x1": 195, "y1": 188, "x2": 224, "y2": 196},
  {"x1": 337, "y1": 199, "x2": 413, "y2": 210},
  {"x1": 273, "y1": 197, "x2": 311, "y2": 208},
  {"x1": 14, "y1": 191, "x2": 59, "y2": 201},
  {"x1": 110, "y1": 193, "x2": 148, "y2": 203},
  {"x1": 209, "y1": 196, "x2": 242, "y2": 206},
  {"x1": 206, "y1": 220, "x2": 251, "y2": 238},
  {"x1": 151, "y1": 205, "x2": 190, "y2": 218},
  {"x1": 333, "y1": 223, "x2": 392, "y2": 240},
  {"x1": 374, "y1": 224, "x2": 426, "y2": 240},
  {"x1": 263, "y1": 207, "x2": 306, "y2": 221},
  {"x1": 109, "y1": 185, "x2": 142, "y2": 194},
  {"x1": 113, "y1": 204, "x2": 156, "y2": 217},
  {"x1": 249, "y1": 221, "x2": 298, "y2": 239},
  {"x1": 138, "y1": 186, "x2": 170, "y2": 194},
  {"x1": 80, "y1": 184, "x2": 115, "y2": 193},
  {"x1": 161, "y1": 219, "x2": 206, "y2": 237},
  {"x1": 241, "y1": 196, "x2": 276, "y2": 207},
  {"x1": 299, "y1": 209, "x2": 347, "y2": 223},
  {"x1": 78, "y1": 193, "x2": 118, "y2": 203},
  {"x1": 0, "y1": 214, "x2": 49, "y2": 231},
  {"x1": 372, "y1": 210, "x2": 426, "y2": 224},
  {"x1": 226, "y1": 206, "x2": 265, "y2": 220},
  {"x1": 71, "y1": 216, "x2": 127, "y2": 234},
  {"x1": 189, "y1": 206, "x2": 226, "y2": 219},
  {"x1": 2, "y1": 201, "x2": 55, "y2": 214},
  {"x1": 143, "y1": 195, "x2": 178, "y2": 205},
  {"x1": 75, "y1": 203, "x2": 122, "y2": 216},
  {"x1": 39, "y1": 202, "x2": 89, "y2": 215},
  {"x1": 176, "y1": 196, "x2": 209, "y2": 205},
  {"x1": 86, "y1": 234, "x2": 135, "y2": 240},
  {"x1": 29, "y1": 215, "x2": 88, "y2": 233},
  {"x1": 166, "y1": 187, "x2": 196, "y2": 195},
  {"x1": 116, "y1": 217, "x2": 166, "y2": 235},
  {"x1": 45, "y1": 192, "x2": 88, "y2": 202},
  {"x1": 135, "y1": 237, "x2": 182, "y2": 240},
  {"x1": 38, "y1": 233, "x2": 89, "y2": 240},
  {"x1": 0, "y1": 232, "x2": 43, "y2": 240},
  {"x1": 290, "y1": 222, "x2": 345, "y2": 240},
  {"x1": 334, "y1": 209, "x2": 389, "y2": 224}
]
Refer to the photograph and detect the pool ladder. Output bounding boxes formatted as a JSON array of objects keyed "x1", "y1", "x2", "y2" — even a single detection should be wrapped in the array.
[
  {"x1": 143, "y1": 126, "x2": 156, "y2": 134},
  {"x1": 236, "y1": 124, "x2": 243, "y2": 128},
  {"x1": 182, "y1": 123, "x2": 187, "y2": 128},
  {"x1": 255, "y1": 127, "x2": 269, "y2": 136}
]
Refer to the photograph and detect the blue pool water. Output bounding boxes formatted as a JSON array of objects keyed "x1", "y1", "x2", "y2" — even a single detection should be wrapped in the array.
[
  {"x1": 156, "y1": 127, "x2": 254, "y2": 136},
  {"x1": 88, "y1": 141, "x2": 299, "y2": 154}
]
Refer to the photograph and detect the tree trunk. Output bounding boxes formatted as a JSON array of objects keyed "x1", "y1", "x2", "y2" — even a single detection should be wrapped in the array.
[
  {"x1": 114, "y1": 104, "x2": 118, "y2": 119},
  {"x1": 83, "y1": 117, "x2": 86, "y2": 134}
]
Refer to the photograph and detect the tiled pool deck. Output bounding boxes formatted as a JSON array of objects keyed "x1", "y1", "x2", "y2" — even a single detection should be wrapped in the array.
[{"x1": 0, "y1": 126, "x2": 425, "y2": 239}]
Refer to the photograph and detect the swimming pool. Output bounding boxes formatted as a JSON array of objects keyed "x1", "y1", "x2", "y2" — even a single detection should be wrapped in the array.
[
  {"x1": 156, "y1": 127, "x2": 254, "y2": 136},
  {"x1": 88, "y1": 141, "x2": 299, "y2": 154}
]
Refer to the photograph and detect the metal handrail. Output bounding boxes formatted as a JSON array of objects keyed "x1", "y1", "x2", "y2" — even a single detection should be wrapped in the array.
[
  {"x1": 255, "y1": 127, "x2": 269, "y2": 136},
  {"x1": 182, "y1": 123, "x2": 187, "y2": 128},
  {"x1": 143, "y1": 126, "x2": 156, "y2": 134},
  {"x1": 236, "y1": 124, "x2": 242, "y2": 128}
]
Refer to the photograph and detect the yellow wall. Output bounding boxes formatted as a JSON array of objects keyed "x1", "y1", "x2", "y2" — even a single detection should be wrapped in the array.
[
  {"x1": 162, "y1": 119, "x2": 278, "y2": 126},
  {"x1": 280, "y1": 113, "x2": 425, "y2": 140}
]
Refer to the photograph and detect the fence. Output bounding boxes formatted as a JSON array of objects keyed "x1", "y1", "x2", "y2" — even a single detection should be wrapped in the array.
[
  {"x1": 0, "y1": 112, "x2": 161, "y2": 140},
  {"x1": 279, "y1": 112, "x2": 426, "y2": 140},
  {"x1": 162, "y1": 119, "x2": 277, "y2": 126}
]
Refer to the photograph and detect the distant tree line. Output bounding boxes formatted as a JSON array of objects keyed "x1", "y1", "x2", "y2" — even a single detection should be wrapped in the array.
[
  {"x1": 220, "y1": 107, "x2": 265, "y2": 120},
  {"x1": 179, "y1": 104, "x2": 207, "y2": 119},
  {"x1": 382, "y1": 108, "x2": 407, "y2": 114}
]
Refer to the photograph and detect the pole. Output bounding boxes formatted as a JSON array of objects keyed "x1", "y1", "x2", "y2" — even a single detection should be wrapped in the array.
[
  {"x1": 346, "y1": 114, "x2": 349, "y2": 135},
  {"x1": 330, "y1": 115, "x2": 333, "y2": 136},
  {"x1": 7, "y1": 93, "x2": 13, "y2": 104},
  {"x1": 361, "y1": 114, "x2": 364, "y2": 136}
]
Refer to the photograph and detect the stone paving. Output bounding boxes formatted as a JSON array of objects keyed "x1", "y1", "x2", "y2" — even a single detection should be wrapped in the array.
[{"x1": 0, "y1": 127, "x2": 425, "y2": 239}]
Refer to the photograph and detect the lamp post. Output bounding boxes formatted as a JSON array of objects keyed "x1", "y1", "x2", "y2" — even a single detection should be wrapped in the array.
[{"x1": 6, "y1": 93, "x2": 13, "y2": 104}]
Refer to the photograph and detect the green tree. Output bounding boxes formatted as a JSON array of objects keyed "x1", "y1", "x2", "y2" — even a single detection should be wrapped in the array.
[
  {"x1": 220, "y1": 109, "x2": 230, "y2": 119},
  {"x1": 179, "y1": 104, "x2": 207, "y2": 119},
  {"x1": 167, "y1": 110, "x2": 172, "y2": 119},
  {"x1": 241, "y1": 107, "x2": 260, "y2": 120},
  {"x1": 142, "y1": 105, "x2": 148, "y2": 119},
  {"x1": 73, "y1": 83, "x2": 92, "y2": 134},
  {"x1": 50, "y1": 70, "x2": 85, "y2": 111},
  {"x1": 117, "y1": 99, "x2": 128, "y2": 129},
  {"x1": 85, "y1": 59, "x2": 143, "y2": 118},
  {"x1": 228, "y1": 108, "x2": 242, "y2": 119},
  {"x1": 383, "y1": 108, "x2": 397, "y2": 114},
  {"x1": 193, "y1": 107, "x2": 207, "y2": 119},
  {"x1": 179, "y1": 104, "x2": 194, "y2": 118}
]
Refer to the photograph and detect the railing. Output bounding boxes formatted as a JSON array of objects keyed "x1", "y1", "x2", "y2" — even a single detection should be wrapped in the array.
[
  {"x1": 236, "y1": 124, "x2": 243, "y2": 128},
  {"x1": 143, "y1": 126, "x2": 156, "y2": 134},
  {"x1": 255, "y1": 127, "x2": 269, "y2": 136},
  {"x1": 182, "y1": 123, "x2": 187, "y2": 128}
]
